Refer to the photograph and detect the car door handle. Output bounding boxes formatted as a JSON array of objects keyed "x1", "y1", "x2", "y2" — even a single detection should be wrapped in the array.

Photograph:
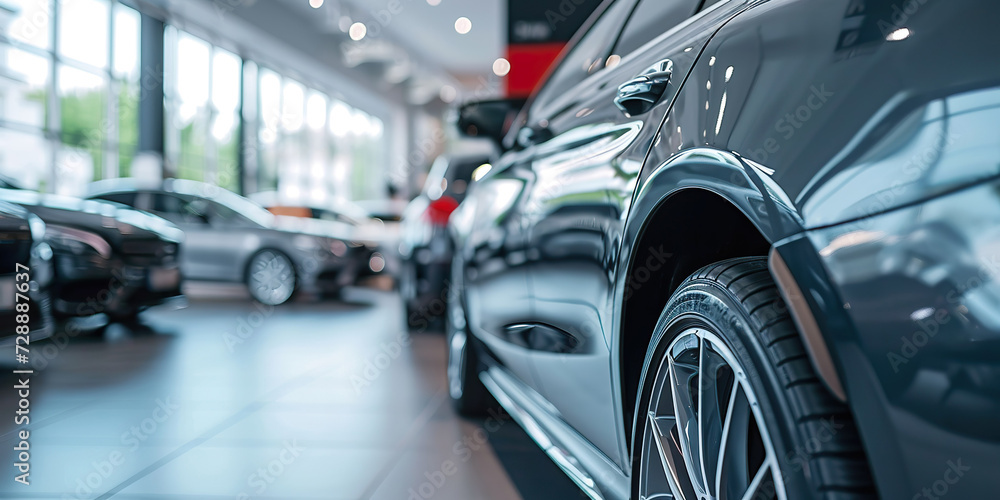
[{"x1": 614, "y1": 59, "x2": 674, "y2": 117}]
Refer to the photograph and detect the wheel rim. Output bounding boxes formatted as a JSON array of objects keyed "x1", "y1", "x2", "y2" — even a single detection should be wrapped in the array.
[
  {"x1": 248, "y1": 251, "x2": 295, "y2": 305},
  {"x1": 639, "y1": 328, "x2": 786, "y2": 500},
  {"x1": 446, "y1": 298, "x2": 468, "y2": 400}
]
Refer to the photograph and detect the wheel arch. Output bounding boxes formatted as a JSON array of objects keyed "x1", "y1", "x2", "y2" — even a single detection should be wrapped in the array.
[{"x1": 617, "y1": 185, "x2": 772, "y2": 455}]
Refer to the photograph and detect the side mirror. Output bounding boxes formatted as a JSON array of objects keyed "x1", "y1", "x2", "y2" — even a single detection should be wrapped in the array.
[{"x1": 457, "y1": 98, "x2": 526, "y2": 147}]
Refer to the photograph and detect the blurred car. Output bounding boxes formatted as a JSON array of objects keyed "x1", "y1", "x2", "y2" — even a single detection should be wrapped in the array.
[
  {"x1": 0, "y1": 201, "x2": 53, "y2": 345},
  {"x1": 399, "y1": 153, "x2": 489, "y2": 327},
  {"x1": 248, "y1": 191, "x2": 396, "y2": 282},
  {"x1": 248, "y1": 190, "x2": 372, "y2": 226},
  {"x1": 0, "y1": 184, "x2": 184, "y2": 322},
  {"x1": 87, "y1": 178, "x2": 383, "y2": 305}
]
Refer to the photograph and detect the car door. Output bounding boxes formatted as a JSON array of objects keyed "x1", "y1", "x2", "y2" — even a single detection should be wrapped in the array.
[
  {"x1": 460, "y1": 0, "x2": 641, "y2": 423},
  {"x1": 138, "y1": 191, "x2": 230, "y2": 282},
  {"x1": 521, "y1": 0, "x2": 751, "y2": 467}
]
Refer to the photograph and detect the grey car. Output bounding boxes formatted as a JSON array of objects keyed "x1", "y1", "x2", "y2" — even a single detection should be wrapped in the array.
[{"x1": 87, "y1": 178, "x2": 376, "y2": 306}]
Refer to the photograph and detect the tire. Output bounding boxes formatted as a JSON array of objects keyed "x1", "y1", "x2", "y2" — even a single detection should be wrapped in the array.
[
  {"x1": 631, "y1": 257, "x2": 875, "y2": 500},
  {"x1": 446, "y1": 290, "x2": 493, "y2": 416},
  {"x1": 245, "y1": 249, "x2": 296, "y2": 306}
]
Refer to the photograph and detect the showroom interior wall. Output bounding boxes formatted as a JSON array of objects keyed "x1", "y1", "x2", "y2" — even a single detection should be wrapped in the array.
[{"x1": 0, "y1": 0, "x2": 411, "y2": 202}]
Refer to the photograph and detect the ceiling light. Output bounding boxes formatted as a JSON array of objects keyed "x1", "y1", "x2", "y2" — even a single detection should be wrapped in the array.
[
  {"x1": 455, "y1": 17, "x2": 472, "y2": 35},
  {"x1": 440, "y1": 85, "x2": 457, "y2": 103},
  {"x1": 492, "y1": 57, "x2": 510, "y2": 77},
  {"x1": 349, "y1": 22, "x2": 367, "y2": 41},
  {"x1": 427, "y1": 0, "x2": 441, "y2": 5},
  {"x1": 309, "y1": 0, "x2": 323, "y2": 8},
  {"x1": 886, "y1": 27, "x2": 911, "y2": 41}
]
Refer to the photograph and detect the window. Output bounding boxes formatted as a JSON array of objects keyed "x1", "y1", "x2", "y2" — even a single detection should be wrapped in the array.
[
  {"x1": 0, "y1": 0, "x2": 140, "y2": 193},
  {"x1": 531, "y1": 0, "x2": 637, "y2": 114},
  {"x1": 614, "y1": 0, "x2": 703, "y2": 57},
  {"x1": 165, "y1": 29, "x2": 243, "y2": 191},
  {"x1": 59, "y1": 0, "x2": 110, "y2": 69},
  {"x1": 251, "y1": 67, "x2": 385, "y2": 204}
]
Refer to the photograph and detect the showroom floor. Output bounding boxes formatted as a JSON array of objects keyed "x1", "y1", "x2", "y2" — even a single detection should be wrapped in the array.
[{"x1": 0, "y1": 287, "x2": 583, "y2": 499}]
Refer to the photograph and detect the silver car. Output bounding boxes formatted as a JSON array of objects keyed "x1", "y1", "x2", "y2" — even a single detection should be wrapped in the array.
[{"x1": 87, "y1": 178, "x2": 378, "y2": 306}]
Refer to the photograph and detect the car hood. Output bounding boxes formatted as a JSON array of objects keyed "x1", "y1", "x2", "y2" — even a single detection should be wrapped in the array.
[{"x1": 0, "y1": 188, "x2": 184, "y2": 247}]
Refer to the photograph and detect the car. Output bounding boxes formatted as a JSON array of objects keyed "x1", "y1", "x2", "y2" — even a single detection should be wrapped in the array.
[
  {"x1": 447, "y1": 0, "x2": 1000, "y2": 499},
  {"x1": 0, "y1": 185, "x2": 185, "y2": 323},
  {"x1": 87, "y1": 178, "x2": 383, "y2": 306},
  {"x1": 0, "y1": 201, "x2": 53, "y2": 345},
  {"x1": 399, "y1": 153, "x2": 491, "y2": 328},
  {"x1": 249, "y1": 190, "x2": 394, "y2": 280}
]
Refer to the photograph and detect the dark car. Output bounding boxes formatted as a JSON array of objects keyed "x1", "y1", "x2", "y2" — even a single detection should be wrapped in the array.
[
  {"x1": 88, "y1": 178, "x2": 382, "y2": 305},
  {"x1": 0, "y1": 187, "x2": 184, "y2": 322},
  {"x1": 448, "y1": 1, "x2": 1000, "y2": 499},
  {"x1": 399, "y1": 153, "x2": 490, "y2": 328},
  {"x1": 0, "y1": 201, "x2": 53, "y2": 345}
]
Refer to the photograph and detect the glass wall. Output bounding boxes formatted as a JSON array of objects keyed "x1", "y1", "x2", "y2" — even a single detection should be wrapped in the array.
[
  {"x1": 0, "y1": 0, "x2": 140, "y2": 194},
  {"x1": 0, "y1": 3, "x2": 386, "y2": 200},
  {"x1": 250, "y1": 65, "x2": 385, "y2": 203},
  {"x1": 164, "y1": 27, "x2": 241, "y2": 192}
]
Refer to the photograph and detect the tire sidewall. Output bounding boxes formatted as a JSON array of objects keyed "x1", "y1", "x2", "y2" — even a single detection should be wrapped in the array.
[{"x1": 631, "y1": 279, "x2": 813, "y2": 499}]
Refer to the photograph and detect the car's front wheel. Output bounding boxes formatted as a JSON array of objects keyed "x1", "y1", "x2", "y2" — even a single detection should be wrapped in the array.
[
  {"x1": 632, "y1": 257, "x2": 875, "y2": 500},
  {"x1": 246, "y1": 249, "x2": 296, "y2": 306}
]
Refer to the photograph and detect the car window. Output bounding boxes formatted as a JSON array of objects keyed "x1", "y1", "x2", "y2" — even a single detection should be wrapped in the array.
[
  {"x1": 95, "y1": 192, "x2": 136, "y2": 207},
  {"x1": 531, "y1": 0, "x2": 637, "y2": 115},
  {"x1": 208, "y1": 200, "x2": 257, "y2": 227},
  {"x1": 151, "y1": 193, "x2": 185, "y2": 215},
  {"x1": 151, "y1": 193, "x2": 209, "y2": 225},
  {"x1": 614, "y1": 0, "x2": 703, "y2": 57}
]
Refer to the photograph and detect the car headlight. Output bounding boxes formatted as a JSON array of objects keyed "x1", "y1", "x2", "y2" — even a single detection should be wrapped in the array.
[{"x1": 44, "y1": 225, "x2": 112, "y2": 259}]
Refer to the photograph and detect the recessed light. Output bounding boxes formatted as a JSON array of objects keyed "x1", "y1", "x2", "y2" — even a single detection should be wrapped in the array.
[
  {"x1": 427, "y1": 0, "x2": 441, "y2": 5},
  {"x1": 309, "y1": 0, "x2": 323, "y2": 8},
  {"x1": 455, "y1": 17, "x2": 472, "y2": 34},
  {"x1": 349, "y1": 22, "x2": 367, "y2": 41},
  {"x1": 492, "y1": 58, "x2": 510, "y2": 77}
]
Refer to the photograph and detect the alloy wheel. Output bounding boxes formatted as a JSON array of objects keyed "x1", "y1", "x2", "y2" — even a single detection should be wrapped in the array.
[
  {"x1": 638, "y1": 328, "x2": 786, "y2": 500},
  {"x1": 248, "y1": 250, "x2": 295, "y2": 306}
]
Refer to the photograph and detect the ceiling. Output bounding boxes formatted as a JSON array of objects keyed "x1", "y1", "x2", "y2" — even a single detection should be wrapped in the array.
[{"x1": 281, "y1": 0, "x2": 504, "y2": 91}]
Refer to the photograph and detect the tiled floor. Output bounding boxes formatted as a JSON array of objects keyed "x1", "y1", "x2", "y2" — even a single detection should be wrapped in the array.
[{"x1": 0, "y1": 288, "x2": 583, "y2": 499}]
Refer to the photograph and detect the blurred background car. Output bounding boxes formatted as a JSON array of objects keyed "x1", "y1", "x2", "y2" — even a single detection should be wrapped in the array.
[
  {"x1": 398, "y1": 152, "x2": 491, "y2": 327},
  {"x1": 249, "y1": 190, "x2": 397, "y2": 282},
  {"x1": 0, "y1": 181, "x2": 184, "y2": 323},
  {"x1": 0, "y1": 201, "x2": 53, "y2": 345},
  {"x1": 88, "y1": 178, "x2": 384, "y2": 305}
]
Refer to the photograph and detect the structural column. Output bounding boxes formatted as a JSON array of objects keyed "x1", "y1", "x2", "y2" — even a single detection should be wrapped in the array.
[{"x1": 137, "y1": 12, "x2": 165, "y2": 176}]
